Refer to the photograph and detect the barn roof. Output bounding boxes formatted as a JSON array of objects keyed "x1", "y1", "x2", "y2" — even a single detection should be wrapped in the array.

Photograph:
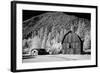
[{"x1": 62, "y1": 31, "x2": 82, "y2": 44}]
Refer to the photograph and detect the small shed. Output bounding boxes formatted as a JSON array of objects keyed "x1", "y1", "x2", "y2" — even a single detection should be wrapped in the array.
[{"x1": 62, "y1": 31, "x2": 82, "y2": 54}]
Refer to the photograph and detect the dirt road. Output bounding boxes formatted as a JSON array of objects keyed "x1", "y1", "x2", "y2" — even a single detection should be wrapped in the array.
[{"x1": 22, "y1": 54, "x2": 91, "y2": 63}]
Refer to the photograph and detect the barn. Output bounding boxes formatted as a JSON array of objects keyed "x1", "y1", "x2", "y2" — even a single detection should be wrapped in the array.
[{"x1": 62, "y1": 31, "x2": 83, "y2": 54}]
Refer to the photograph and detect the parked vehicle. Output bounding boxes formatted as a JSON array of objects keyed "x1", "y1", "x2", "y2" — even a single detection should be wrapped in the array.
[{"x1": 23, "y1": 48, "x2": 49, "y2": 57}]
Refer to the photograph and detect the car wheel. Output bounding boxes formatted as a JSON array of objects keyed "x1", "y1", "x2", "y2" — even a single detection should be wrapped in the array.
[{"x1": 31, "y1": 49, "x2": 38, "y2": 56}]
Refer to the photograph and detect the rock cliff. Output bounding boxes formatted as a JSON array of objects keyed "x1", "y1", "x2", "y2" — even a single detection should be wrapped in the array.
[{"x1": 23, "y1": 12, "x2": 91, "y2": 54}]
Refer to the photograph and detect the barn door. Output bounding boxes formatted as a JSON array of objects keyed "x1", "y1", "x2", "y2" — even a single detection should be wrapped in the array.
[
  {"x1": 63, "y1": 42, "x2": 80, "y2": 54},
  {"x1": 65, "y1": 43, "x2": 74, "y2": 54}
]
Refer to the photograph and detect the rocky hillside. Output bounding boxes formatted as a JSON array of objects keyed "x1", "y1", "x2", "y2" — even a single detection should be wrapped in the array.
[{"x1": 23, "y1": 12, "x2": 91, "y2": 53}]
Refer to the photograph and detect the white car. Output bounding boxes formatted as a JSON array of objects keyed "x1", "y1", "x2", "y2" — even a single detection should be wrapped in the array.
[{"x1": 23, "y1": 48, "x2": 49, "y2": 57}]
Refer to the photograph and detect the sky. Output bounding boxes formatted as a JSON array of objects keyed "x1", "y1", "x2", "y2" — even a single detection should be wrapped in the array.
[{"x1": 23, "y1": 10, "x2": 91, "y2": 21}]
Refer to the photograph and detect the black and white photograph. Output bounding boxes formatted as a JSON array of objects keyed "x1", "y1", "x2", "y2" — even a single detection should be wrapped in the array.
[
  {"x1": 11, "y1": 1, "x2": 97, "y2": 72},
  {"x1": 22, "y1": 10, "x2": 91, "y2": 63}
]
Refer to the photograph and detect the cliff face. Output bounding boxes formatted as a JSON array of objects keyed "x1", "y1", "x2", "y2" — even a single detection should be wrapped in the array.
[{"x1": 23, "y1": 12, "x2": 91, "y2": 54}]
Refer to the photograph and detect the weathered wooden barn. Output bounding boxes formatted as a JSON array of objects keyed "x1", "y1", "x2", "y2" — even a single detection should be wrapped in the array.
[{"x1": 62, "y1": 31, "x2": 83, "y2": 54}]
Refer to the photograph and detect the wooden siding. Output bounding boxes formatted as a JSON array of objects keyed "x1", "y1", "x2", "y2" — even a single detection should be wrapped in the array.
[{"x1": 62, "y1": 31, "x2": 82, "y2": 54}]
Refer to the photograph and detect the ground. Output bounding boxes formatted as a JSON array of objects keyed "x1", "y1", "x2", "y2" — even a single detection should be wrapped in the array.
[{"x1": 22, "y1": 54, "x2": 91, "y2": 63}]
